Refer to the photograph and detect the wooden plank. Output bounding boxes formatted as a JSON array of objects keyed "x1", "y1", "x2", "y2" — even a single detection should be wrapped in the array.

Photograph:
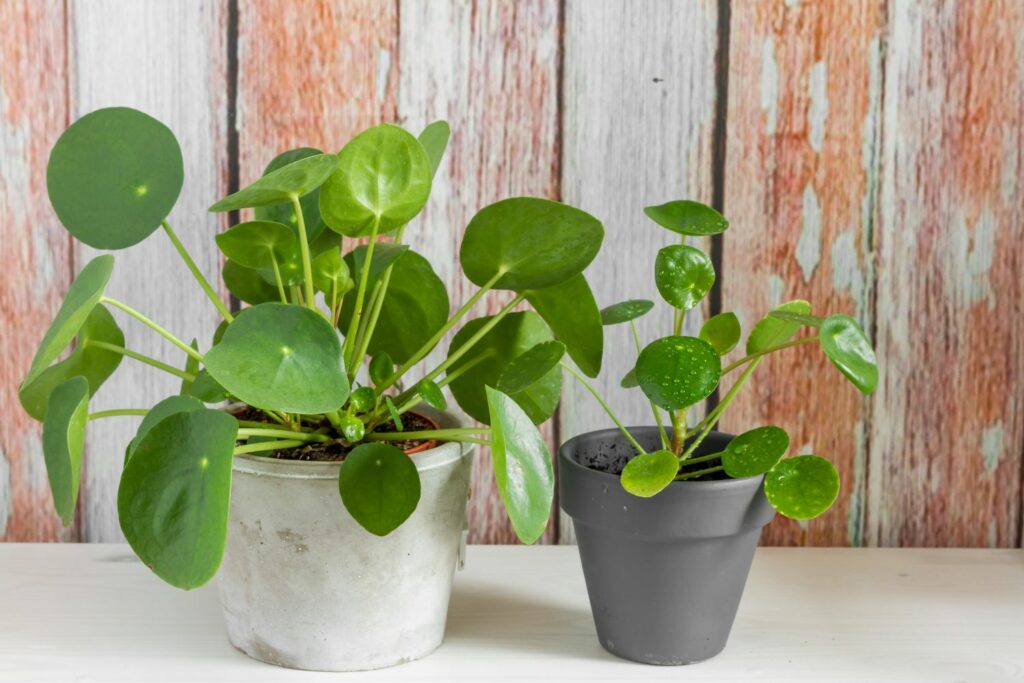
[
  {"x1": 398, "y1": 0, "x2": 562, "y2": 544},
  {"x1": 0, "y1": 1, "x2": 74, "y2": 541},
  {"x1": 721, "y1": 0, "x2": 885, "y2": 547},
  {"x1": 69, "y1": 0, "x2": 230, "y2": 541},
  {"x1": 868, "y1": 0, "x2": 1024, "y2": 547},
  {"x1": 558, "y1": 0, "x2": 719, "y2": 543}
]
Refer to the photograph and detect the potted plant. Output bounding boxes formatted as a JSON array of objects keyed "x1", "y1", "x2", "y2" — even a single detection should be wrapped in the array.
[
  {"x1": 21, "y1": 107, "x2": 606, "y2": 671},
  {"x1": 558, "y1": 200, "x2": 878, "y2": 665}
]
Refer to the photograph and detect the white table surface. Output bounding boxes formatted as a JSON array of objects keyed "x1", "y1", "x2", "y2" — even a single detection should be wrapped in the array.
[{"x1": 1, "y1": 544, "x2": 1022, "y2": 682}]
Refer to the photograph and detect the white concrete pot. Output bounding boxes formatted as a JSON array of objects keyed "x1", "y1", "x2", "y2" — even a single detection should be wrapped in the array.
[{"x1": 218, "y1": 409, "x2": 474, "y2": 671}]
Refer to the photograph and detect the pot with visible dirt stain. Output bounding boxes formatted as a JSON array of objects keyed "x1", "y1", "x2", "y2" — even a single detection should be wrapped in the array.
[{"x1": 218, "y1": 407, "x2": 474, "y2": 672}]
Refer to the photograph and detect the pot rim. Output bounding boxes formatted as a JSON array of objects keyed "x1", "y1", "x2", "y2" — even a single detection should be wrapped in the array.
[{"x1": 559, "y1": 426, "x2": 764, "y2": 492}]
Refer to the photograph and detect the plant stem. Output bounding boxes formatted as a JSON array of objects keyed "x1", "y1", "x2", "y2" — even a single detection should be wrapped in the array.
[
  {"x1": 234, "y1": 439, "x2": 306, "y2": 455},
  {"x1": 631, "y1": 320, "x2": 668, "y2": 450},
  {"x1": 236, "y1": 427, "x2": 329, "y2": 442},
  {"x1": 561, "y1": 361, "x2": 647, "y2": 455},
  {"x1": 161, "y1": 221, "x2": 234, "y2": 322},
  {"x1": 677, "y1": 449, "x2": 724, "y2": 467},
  {"x1": 86, "y1": 340, "x2": 195, "y2": 381},
  {"x1": 101, "y1": 297, "x2": 204, "y2": 362},
  {"x1": 721, "y1": 336, "x2": 819, "y2": 375},
  {"x1": 289, "y1": 194, "x2": 318, "y2": 314},
  {"x1": 237, "y1": 419, "x2": 313, "y2": 431},
  {"x1": 343, "y1": 217, "x2": 381, "y2": 366},
  {"x1": 270, "y1": 255, "x2": 288, "y2": 303},
  {"x1": 87, "y1": 408, "x2": 148, "y2": 421},
  {"x1": 349, "y1": 279, "x2": 383, "y2": 375},
  {"x1": 680, "y1": 357, "x2": 763, "y2": 460},
  {"x1": 376, "y1": 270, "x2": 506, "y2": 394},
  {"x1": 675, "y1": 464, "x2": 724, "y2": 481},
  {"x1": 670, "y1": 409, "x2": 687, "y2": 453}
]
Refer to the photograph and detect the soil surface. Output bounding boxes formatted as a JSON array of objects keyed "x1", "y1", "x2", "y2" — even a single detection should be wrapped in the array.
[
  {"x1": 578, "y1": 437, "x2": 729, "y2": 481},
  {"x1": 234, "y1": 407, "x2": 439, "y2": 461}
]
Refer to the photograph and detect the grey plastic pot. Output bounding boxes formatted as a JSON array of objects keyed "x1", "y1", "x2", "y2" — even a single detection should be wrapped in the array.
[
  {"x1": 559, "y1": 427, "x2": 775, "y2": 665},
  {"x1": 218, "y1": 408, "x2": 473, "y2": 672}
]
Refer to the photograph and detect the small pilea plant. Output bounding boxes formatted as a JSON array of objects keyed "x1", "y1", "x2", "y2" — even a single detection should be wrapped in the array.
[
  {"x1": 567, "y1": 200, "x2": 878, "y2": 520},
  {"x1": 20, "y1": 107, "x2": 605, "y2": 588}
]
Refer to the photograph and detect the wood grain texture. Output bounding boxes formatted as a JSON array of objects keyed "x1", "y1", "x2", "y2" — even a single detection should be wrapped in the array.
[
  {"x1": 0, "y1": 1, "x2": 74, "y2": 541},
  {"x1": 868, "y1": 0, "x2": 1024, "y2": 547},
  {"x1": 69, "y1": 0, "x2": 230, "y2": 541},
  {"x1": 721, "y1": 1, "x2": 886, "y2": 547},
  {"x1": 398, "y1": 0, "x2": 562, "y2": 543},
  {"x1": 558, "y1": 0, "x2": 719, "y2": 543}
]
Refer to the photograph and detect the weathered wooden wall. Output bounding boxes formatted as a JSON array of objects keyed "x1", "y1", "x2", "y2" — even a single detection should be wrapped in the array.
[{"x1": 1, "y1": 0, "x2": 1021, "y2": 547}]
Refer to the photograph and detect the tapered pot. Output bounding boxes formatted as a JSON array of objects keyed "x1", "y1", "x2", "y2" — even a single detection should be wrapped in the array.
[
  {"x1": 559, "y1": 427, "x2": 775, "y2": 665},
  {"x1": 218, "y1": 409, "x2": 473, "y2": 672}
]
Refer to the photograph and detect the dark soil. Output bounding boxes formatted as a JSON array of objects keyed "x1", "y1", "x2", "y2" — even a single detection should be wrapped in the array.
[
  {"x1": 233, "y1": 407, "x2": 439, "y2": 462},
  {"x1": 578, "y1": 435, "x2": 729, "y2": 482}
]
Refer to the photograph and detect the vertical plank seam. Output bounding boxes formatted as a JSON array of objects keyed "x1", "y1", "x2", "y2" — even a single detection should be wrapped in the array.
[
  {"x1": 552, "y1": 0, "x2": 567, "y2": 544},
  {"x1": 225, "y1": 0, "x2": 240, "y2": 313},
  {"x1": 706, "y1": 0, "x2": 731, "y2": 413}
]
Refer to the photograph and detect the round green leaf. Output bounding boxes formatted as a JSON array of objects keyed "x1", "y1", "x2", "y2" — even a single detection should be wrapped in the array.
[
  {"x1": 485, "y1": 386, "x2": 554, "y2": 544},
  {"x1": 311, "y1": 248, "x2": 351, "y2": 297},
  {"x1": 47, "y1": 107, "x2": 183, "y2": 249},
  {"x1": 23, "y1": 255, "x2": 114, "y2": 388},
  {"x1": 721, "y1": 426, "x2": 789, "y2": 478},
  {"x1": 416, "y1": 378, "x2": 447, "y2": 411},
  {"x1": 189, "y1": 370, "x2": 229, "y2": 403},
  {"x1": 319, "y1": 124, "x2": 432, "y2": 236},
  {"x1": 621, "y1": 450, "x2": 679, "y2": 498},
  {"x1": 655, "y1": 244, "x2": 715, "y2": 311},
  {"x1": 222, "y1": 260, "x2": 280, "y2": 305},
  {"x1": 820, "y1": 314, "x2": 878, "y2": 394},
  {"x1": 699, "y1": 311, "x2": 741, "y2": 356},
  {"x1": 340, "y1": 415, "x2": 366, "y2": 442},
  {"x1": 764, "y1": 455, "x2": 840, "y2": 520},
  {"x1": 369, "y1": 352, "x2": 394, "y2": 387},
  {"x1": 338, "y1": 249, "x2": 448, "y2": 364},
  {"x1": 448, "y1": 312, "x2": 561, "y2": 425},
  {"x1": 496, "y1": 341, "x2": 566, "y2": 395},
  {"x1": 210, "y1": 153, "x2": 338, "y2": 212},
  {"x1": 253, "y1": 147, "x2": 326, "y2": 242},
  {"x1": 203, "y1": 303, "x2": 349, "y2": 414},
  {"x1": 215, "y1": 220, "x2": 298, "y2": 271},
  {"x1": 643, "y1": 200, "x2": 728, "y2": 236},
  {"x1": 349, "y1": 386, "x2": 376, "y2": 413},
  {"x1": 41, "y1": 376, "x2": 89, "y2": 526},
  {"x1": 635, "y1": 335, "x2": 721, "y2": 410},
  {"x1": 126, "y1": 395, "x2": 205, "y2": 463},
  {"x1": 525, "y1": 274, "x2": 603, "y2": 377},
  {"x1": 600, "y1": 299, "x2": 654, "y2": 326},
  {"x1": 339, "y1": 443, "x2": 421, "y2": 536},
  {"x1": 746, "y1": 299, "x2": 811, "y2": 354},
  {"x1": 460, "y1": 197, "x2": 604, "y2": 291},
  {"x1": 418, "y1": 120, "x2": 450, "y2": 177},
  {"x1": 118, "y1": 409, "x2": 238, "y2": 589},
  {"x1": 20, "y1": 304, "x2": 123, "y2": 421},
  {"x1": 620, "y1": 367, "x2": 639, "y2": 388}
]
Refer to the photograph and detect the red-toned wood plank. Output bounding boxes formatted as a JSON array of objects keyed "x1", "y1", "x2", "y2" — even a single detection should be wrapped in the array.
[
  {"x1": 722, "y1": 0, "x2": 886, "y2": 546},
  {"x1": 0, "y1": 1, "x2": 73, "y2": 541},
  {"x1": 868, "y1": 0, "x2": 1024, "y2": 547},
  {"x1": 398, "y1": 0, "x2": 562, "y2": 543}
]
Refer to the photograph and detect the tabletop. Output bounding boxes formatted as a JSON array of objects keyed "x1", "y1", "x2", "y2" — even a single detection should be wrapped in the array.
[{"x1": 1, "y1": 544, "x2": 1022, "y2": 682}]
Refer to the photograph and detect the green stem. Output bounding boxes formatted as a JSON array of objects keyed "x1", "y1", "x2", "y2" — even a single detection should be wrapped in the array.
[
  {"x1": 290, "y1": 194, "x2": 317, "y2": 313},
  {"x1": 675, "y1": 464, "x2": 724, "y2": 481},
  {"x1": 670, "y1": 409, "x2": 687, "y2": 453},
  {"x1": 161, "y1": 221, "x2": 234, "y2": 322},
  {"x1": 376, "y1": 270, "x2": 505, "y2": 394},
  {"x1": 233, "y1": 439, "x2": 306, "y2": 455},
  {"x1": 561, "y1": 361, "x2": 646, "y2": 454},
  {"x1": 631, "y1": 320, "x2": 668, "y2": 450},
  {"x1": 101, "y1": 297, "x2": 204, "y2": 362},
  {"x1": 343, "y1": 217, "x2": 381, "y2": 366},
  {"x1": 349, "y1": 279, "x2": 383, "y2": 375},
  {"x1": 680, "y1": 357, "x2": 763, "y2": 460},
  {"x1": 353, "y1": 226, "x2": 405, "y2": 372},
  {"x1": 237, "y1": 427, "x2": 329, "y2": 442},
  {"x1": 236, "y1": 419, "x2": 311, "y2": 431},
  {"x1": 270, "y1": 255, "x2": 288, "y2": 303},
  {"x1": 87, "y1": 408, "x2": 148, "y2": 421},
  {"x1": 86, "y1": 340, "x2": 195, "y2": 381},
  {"x1": 721, "y1": 336, "x2": 819, "y2": 375},
  {"x1": 677, "y1": 450, "x2": 723, "y2": 467}
]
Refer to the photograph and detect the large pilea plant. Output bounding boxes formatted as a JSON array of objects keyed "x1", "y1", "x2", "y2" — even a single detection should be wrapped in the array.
[
  {"x1": 567, "y1": 200, "x2": 878, "y2": 519},
  {"x1": 21, "y1": 107, "x2": 604, "y2": 588}
]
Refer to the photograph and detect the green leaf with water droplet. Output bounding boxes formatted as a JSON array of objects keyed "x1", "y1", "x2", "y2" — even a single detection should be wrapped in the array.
[
  {"x1": 655, "y1": 244, "x2": 715, "y2": 311},
  {"x1": 746, "y1": 300, "x2": 811, "y2": 354},
  {"x1": 600, "y1": 299, "x2": 655, "y2": 326},
  {"x1": 643, "y1": 200, "x2": 729, "y2": 236},
  {"x1": 819, "y1": 314, "x2": 878, "y2": 394},
  {"x1": 635, "y1": 336, "x2": 721, "y2": 410},
  {"x1": 764, "y1": 455, "x2": 840, "y2": 520},
  {"x1": 721, "y1": 426, "x2": 789, "y2": 478},
  {"x1": 621, "y1": 450, "x2": 679, "y2": 497},
  {"x1": 699, "y1": 311, "x2": 740, "y2": 356}
]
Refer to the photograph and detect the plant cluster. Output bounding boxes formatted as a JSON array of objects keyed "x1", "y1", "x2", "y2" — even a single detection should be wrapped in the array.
[
  {"x1": 21, "y1": 107, "x2": 607, "y2": 588},
  {"x1": 569, "y1": 200, "x2": 879, "y2": 518}
]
